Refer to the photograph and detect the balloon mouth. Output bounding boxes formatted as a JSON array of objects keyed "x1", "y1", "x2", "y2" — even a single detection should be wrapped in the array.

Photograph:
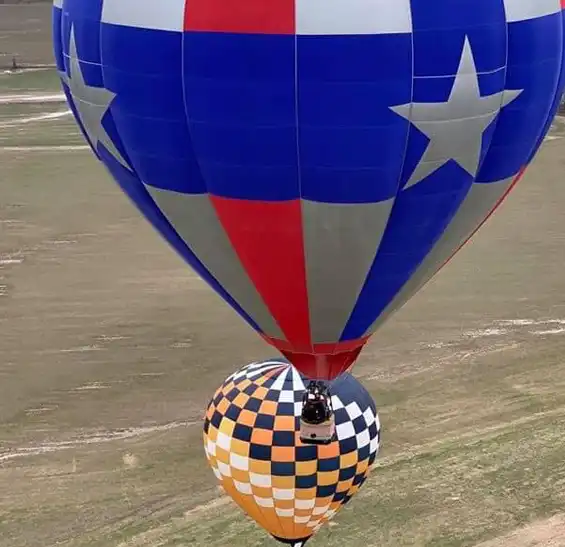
[
  {"x1": 280, "y1": 346, "x2": 364, "y2": 381},
  {"x1": 271, "y1": 534, "x2": 311, "y2": 546},
  {"x1": 260, "y1": 334, "x2": 370, "y2": 380}
]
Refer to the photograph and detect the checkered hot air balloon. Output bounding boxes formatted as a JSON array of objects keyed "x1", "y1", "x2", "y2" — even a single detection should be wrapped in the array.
[
  {"x1": 203, "y1": 360, "x2": 380, "y2": 546},
  {"x1": 53, "y1": 0, "x2": 565, "y2": 380}
]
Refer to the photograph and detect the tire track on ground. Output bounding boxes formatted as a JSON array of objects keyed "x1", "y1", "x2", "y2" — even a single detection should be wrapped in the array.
[{"x1": 0, "y1": 420, "x2": 197, "y2": 463}]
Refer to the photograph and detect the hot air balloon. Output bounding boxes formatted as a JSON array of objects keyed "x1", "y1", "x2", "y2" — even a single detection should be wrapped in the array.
[
  {"x1": 203, "y1": 360, "x2": 380, "y2": 546},
  {"x1": 52, "y1": 0, "x2": 565, "y2": 392}
]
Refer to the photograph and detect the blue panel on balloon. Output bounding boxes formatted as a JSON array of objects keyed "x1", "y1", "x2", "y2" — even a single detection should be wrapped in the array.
[
  {"x1": 478, "y1": 12, "x2": 564, "y2": 182},
  {"x1": 340, "y1": 8, "x2": 565, "y2": 340},
  {"x1": 410, "y1": 0, "x2": 507, "y2": 76},
  {"x1": 527, "y1": 12, "x2": 565, "y2": 163},
  {"x1": 183, "y1": 32, "x2": 299, "y2": 201},
  {"x1": 341, "y1": 164, "x2": 473, "y2": 341},
  {"x1": 103, "y1": 69, "x2": 186, "y2": 120},
  {"x1": 297, "y1": 34, "x2": 412, "y2": 204},
  {"x1": 97, "y1": 22, "x2": 205, "y2": 195},
  {"x1": 100, "y1": 23, "x2": 182, "y2": 75},
  {"x1": 61, "y1": 0, "x2": 103, "y2": 66},
  {"x1": 185, "y1": 77, "x2": 296, "y2": 126}
]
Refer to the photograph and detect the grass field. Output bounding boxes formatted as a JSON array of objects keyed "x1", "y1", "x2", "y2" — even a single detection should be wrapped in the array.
[
  {"x1": 0, "y1": 3, "x2": 52, "y2": 68},
  {"x1": 2, "y1": 5, "x2": 565, "y2": 547}
]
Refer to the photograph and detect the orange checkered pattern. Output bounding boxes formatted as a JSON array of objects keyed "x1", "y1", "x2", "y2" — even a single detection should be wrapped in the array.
[{"x1": 203, "y1": 360, "x2": 380, "y2": 546}]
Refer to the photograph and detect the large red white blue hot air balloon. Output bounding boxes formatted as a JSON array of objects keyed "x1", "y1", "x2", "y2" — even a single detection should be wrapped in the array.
[{"x1": 53, "y1": 0, "x2": 565, "y2": 381}]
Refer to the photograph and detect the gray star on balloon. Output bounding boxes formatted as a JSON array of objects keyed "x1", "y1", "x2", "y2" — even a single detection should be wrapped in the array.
[
  {"x1": 390, "y1": 37, "x2": 523, "y2": 189},
  {"x1": 60, "y1": 27, "x2": 129, "y2": 169}
]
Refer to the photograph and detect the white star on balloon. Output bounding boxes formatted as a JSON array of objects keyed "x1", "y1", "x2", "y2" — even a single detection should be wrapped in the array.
[
  {"x1": 60, "y1": 27, "x2": 130, "y2": 170},
  {"x1": 390, "y1": 37, "x2": 523, "y2": 189}
]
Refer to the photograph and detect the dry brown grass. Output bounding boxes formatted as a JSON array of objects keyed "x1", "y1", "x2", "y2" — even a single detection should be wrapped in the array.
[
  {"x1": 2, "y1": 6, "x2": 565, "y2": 546},
  {"x1": 0, "y1": 4, "x2": 53, "y2": 67}
]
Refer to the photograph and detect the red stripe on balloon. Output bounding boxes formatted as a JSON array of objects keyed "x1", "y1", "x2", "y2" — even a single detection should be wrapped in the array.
[
  {"x1": 211, "y1": 196, "x2": 312, "y2": 351},
  {"x1": 183, "y1": 0, "x2": 295, "y2": 34}
]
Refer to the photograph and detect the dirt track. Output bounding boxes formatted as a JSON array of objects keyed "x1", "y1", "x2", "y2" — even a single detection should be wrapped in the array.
[{"x1": 476, "y1": 516, "x2": 565, "y2": 547}]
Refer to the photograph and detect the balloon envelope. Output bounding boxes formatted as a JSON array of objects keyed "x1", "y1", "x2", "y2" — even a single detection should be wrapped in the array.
[
  {"x1": 53, "y1": 0, "x2": 565, "y2": 379},
  {"x1": 203, "y1": 360, "x2": 380, "y2": 545}
]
